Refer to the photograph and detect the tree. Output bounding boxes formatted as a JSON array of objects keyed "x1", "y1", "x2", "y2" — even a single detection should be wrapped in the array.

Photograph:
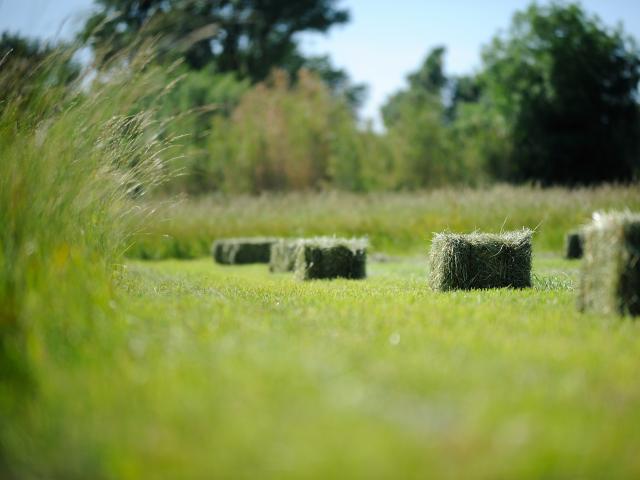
[
  {"x1": 296, "y1": 55, "x2": 367, "y2": 113},
  {"x1": 81, "y1": 0, "x2": 349, "y2": 81},
  {"x1": 481, "y1": 2, "x2": 640, "y2": 184},
  {"x1": 382, "y1": 46, "x2": 448, "y2": 127}
]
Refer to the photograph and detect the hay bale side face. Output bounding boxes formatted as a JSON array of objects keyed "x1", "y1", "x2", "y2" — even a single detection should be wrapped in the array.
[
  {"x1": 294, "y1": 239, "x2": 367, "y2": 280},
  {"x1": 428, "y1": 230, "x2": 532, "y2": 291},
  {"x1": 269, "y1": 240, "x2": 300, "y2": 273},
  {"x1": 578, "y1": 214, "x2": 640, "y2": 316},
  {"x1": 212, "y1": 238, "x2": 276, "y2": 265},
  {"x1": 212, "y1": 240, "x2": 233, "y2": 264},
  {"x1": 564, "y1": 230, "x2": 584, "y2": 259}
]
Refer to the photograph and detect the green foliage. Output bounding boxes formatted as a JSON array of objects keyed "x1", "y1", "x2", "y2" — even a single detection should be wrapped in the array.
[
  {"x1": 296, "y1": 54, "x2": 368, "y2": 113},
  {"x1": 481, "y1": 2, "x2": 640, "y2": 184},
  {"x1": 384, "y1": 92, "x2": 459, "y2": 187},
  {"x1": 157, "y1": 66, "x2": 250, "y2": 193},
  {"x1": 382, "y1": 46, "x2": 489, "y2": 188},
  {"x1": 82, "y1": 0, "x2": 349, "y2": 80},
  {"x1": 207, "y1": 69, "x2": 386, "y2": 193}
]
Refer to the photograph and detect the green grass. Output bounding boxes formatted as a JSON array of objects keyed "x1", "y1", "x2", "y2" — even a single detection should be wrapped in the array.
[
  {"x1": 128, "y1": 185, "x2": 640, "y2": 259},
  {"x1": 9, "y1": 253, "x2": 640, "y2": 479}
]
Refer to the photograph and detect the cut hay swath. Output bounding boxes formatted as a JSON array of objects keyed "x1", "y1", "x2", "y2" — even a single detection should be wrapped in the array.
[
  {"x1": 294, "y1": 237, "x2": 367, "y2": 280},
  {"x1": 578, "y1": 212, "x2": 640, "y2": 316},
  {"x1": 212, "y1": 237, "x2": 277, "y2": 265},
  {"x1": 269, "y1": 239, "x2": 301, "y2": 273},
  {"x1": 428, "y1": 229, "x2": 533, "y2": 291},
  {"x1": 564, "y1": 230, "x2": 584, "y2": 259}
]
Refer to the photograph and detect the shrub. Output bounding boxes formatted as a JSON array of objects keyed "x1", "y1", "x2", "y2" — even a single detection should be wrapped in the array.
[
  {"x1": 428, "y1": 230, "x2": 533, "y2": 290},
  {"x1": 208, "y1": 69, "x2": 388, "y2": 193},
  {"x1": 578, "y1": 212, "x2": 640, "y2": 316}
]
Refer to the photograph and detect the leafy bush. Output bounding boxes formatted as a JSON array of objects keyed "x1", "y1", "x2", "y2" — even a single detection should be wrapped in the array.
[{"x1": 208, "y1": 69, "x2": 390, "y2": 193}]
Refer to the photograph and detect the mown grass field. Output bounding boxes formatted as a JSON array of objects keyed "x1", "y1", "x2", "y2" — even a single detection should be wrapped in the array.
[{"x1": 8, "y1": 250, "x2": 640, "y2": 479}]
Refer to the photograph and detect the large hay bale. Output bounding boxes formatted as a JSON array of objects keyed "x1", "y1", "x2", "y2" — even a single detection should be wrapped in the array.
[
  {"x1": 269, "y1": 239, "x2": 300, "y2": 273},
  {"x1": 212, "y1": 237, "x2": 277, "y2": 265},
  {"x1": 294, "y1": 238, "x2": 367, "y2": 280},
  {"x1": 428, "y1": 230, "x2": 533, "y2": 291},
  {"x1": 577, "y1": 212, "x2": 640, "y2": 316},
  {"x1": 564, "y1": 230, "x2": 584, "y2": 259}
]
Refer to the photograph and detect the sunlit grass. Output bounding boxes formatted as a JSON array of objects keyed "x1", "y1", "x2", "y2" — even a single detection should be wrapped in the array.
[
  {"x1": 129, "y1": 185, "x2": 640, "y2": 259},
  {"x1": 8, "y1": 255, "x2": 640, "y2": 478}
]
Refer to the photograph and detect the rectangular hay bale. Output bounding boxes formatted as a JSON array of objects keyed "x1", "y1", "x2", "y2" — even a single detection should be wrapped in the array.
[
  {"x1": 212, "y1": 237, "x2": 277, "y2": 265},
  {"x1": 428, "y1": 230, "x2": 532, "y2": 291},
  {"x1": 294, "y1": 238, "x2": 367, "y2": 280},
  {"x1": 564, "y1": 230, "x2": 584, "y2": 259},
  {"x1": 269, "y1": 239, "x2": 300, "y2": 273},
  {"x1": 577, "y1": 212, "x2": 640, "y2": 316}
]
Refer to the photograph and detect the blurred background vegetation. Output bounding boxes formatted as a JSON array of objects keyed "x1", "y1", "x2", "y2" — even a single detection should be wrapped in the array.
[
  {"x1": 4, "y1": 0, "x2": 638, "y2": 195},
  {"x1": 1, "y1": 2, "x2": 640, "y2": 477}
]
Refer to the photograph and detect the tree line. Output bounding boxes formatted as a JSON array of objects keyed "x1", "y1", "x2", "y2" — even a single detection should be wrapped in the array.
[{"x1": 2, "y1": 1, "x2": 639, "y2": 193}]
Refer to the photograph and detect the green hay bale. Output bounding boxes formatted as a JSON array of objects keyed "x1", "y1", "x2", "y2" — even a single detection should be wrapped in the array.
[
  {"x1": 212, "y1": 237, "x2": 277, "y2": 265},
  {"x1": 294, "y1": 238, "x2": 367, "y2": 280},
  {"x1": 564, "y1": 230, "x2": 584, "y2": 259},
  {"x1": 578, "y1": 212, "x2": 640, "y2": 316},
  {"x1": 269, "y1": 239, "x2": 301, "y2": 273},
  {"x1": 428, "y1": 230, "x2": 533, "y2": 291}
]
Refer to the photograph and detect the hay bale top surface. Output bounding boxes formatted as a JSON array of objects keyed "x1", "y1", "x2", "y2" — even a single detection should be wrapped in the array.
[
  {"x1": 298, "y1": 237, "x2": 368, "y2": 252},
  {"x1": 214, "y1": 237, "x2": 279, "y2": 245},
  {"x1": 587, "y1": 211, "x2": 640, "y2": 232},
  {"x1": 431, "y1": 229, "x2": 532, "y2": 247}
]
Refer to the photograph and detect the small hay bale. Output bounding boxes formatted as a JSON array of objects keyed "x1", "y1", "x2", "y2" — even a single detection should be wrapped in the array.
[
  {"x1": 564, "y1": 230, "x2": 584, "y2": 259},
  {"x1": 269, "y1": 239, "x2": 300, "y2": 273},
  {"x1": 577, "y1": 212, "x2": 640, "y2": 316},
  {"x1": 212, "y1": 237, "x2": 277, "y2": 265},
  {"x1": 428, "y1": 230, "x2": 533, "y2": 291},
  {"x1": 294, "y1": 237, "x2": 367, "y2": 280}
]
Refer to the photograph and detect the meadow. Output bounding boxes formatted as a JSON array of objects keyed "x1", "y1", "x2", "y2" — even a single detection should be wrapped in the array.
[
  {"x1": 129, "y1": 185, "x2": 640, "y2": 259},
  {"x1": 3, "y1": 41, "x2": 640, "y2": 480},
  {"x1": 6, "y1": 251, "x2": 640, "y2": 478}
]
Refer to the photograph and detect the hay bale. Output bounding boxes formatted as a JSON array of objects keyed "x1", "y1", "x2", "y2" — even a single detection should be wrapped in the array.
[
  {"x1": 564, "y1": 230, "x2": 584, "y2": 259},
  {"x1": 212, "y1": 237, "x2": 277, "y2": 265},
  {"x1": 269, "y1": 239, "x2": 300, "y2": 273},
  {"x1": 294, "y1": 238, "x2": 367, "y2": 280},
  {"x1": 577, "y1": 212, "x2": 640, "y2": 316},
  {"x1": 428, "y1": 230, "x2": 533, "y2": 291}
]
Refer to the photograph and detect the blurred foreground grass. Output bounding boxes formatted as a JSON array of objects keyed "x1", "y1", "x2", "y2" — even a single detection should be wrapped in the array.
[
  {"x1": 129, "y1": 185, "x2": 640, "y2": 259},
  {"x1": 6, "y1": 255, "x2": 640, "y2": 479}
]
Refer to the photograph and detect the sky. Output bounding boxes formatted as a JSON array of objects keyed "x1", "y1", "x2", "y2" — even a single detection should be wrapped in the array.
[{"x1": 1, "y1": 0, "x2": 640, "y2": 125}]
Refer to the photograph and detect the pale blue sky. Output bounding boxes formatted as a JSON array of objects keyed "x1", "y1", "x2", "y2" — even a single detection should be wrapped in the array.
[{"x1": 1, "y1": 0, "x2": 639, "y2": 123}]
